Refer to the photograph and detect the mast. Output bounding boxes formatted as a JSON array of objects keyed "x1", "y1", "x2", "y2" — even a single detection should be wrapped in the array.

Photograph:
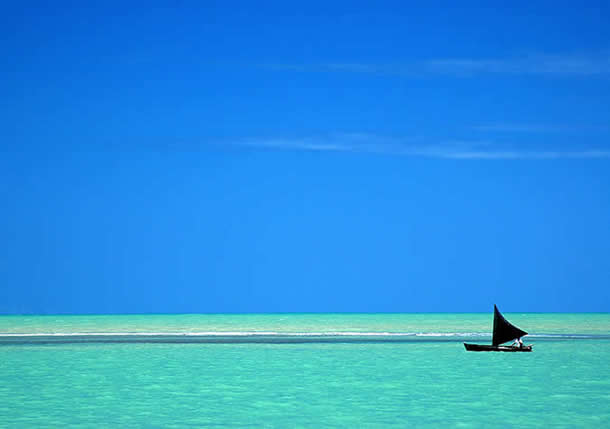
[{"x1": 492, "y1": 305, "x2": 528, "y2": 346}]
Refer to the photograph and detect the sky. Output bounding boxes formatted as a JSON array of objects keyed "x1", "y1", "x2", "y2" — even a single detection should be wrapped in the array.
[{"x1": 1, "y1": 1, "x2": 609, "y2": 313}]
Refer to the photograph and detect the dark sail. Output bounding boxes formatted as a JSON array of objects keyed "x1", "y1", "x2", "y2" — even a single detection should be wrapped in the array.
[{"x1": 492, "y1": 305, "x2": 528, "y2": 346}]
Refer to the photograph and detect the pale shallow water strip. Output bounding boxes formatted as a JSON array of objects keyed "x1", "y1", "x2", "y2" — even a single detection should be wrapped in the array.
[{"x1": 1, "y1": 331, "x2": 607, "y2": 345}]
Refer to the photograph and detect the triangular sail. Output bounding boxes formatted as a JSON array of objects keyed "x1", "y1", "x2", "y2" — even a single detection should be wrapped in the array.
[{"x1": 492, "y1": 305, "x2": 528, "y2": 346}]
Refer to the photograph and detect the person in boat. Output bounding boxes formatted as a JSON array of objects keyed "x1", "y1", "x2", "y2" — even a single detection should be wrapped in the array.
[{"x1": 511, "y1": 337, "x2": 524, "y2": 348}]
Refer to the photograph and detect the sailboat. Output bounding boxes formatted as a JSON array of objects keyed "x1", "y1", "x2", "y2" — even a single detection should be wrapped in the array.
[{"x1": 464, "y1": 305, "x2": 532, "y2": 352}]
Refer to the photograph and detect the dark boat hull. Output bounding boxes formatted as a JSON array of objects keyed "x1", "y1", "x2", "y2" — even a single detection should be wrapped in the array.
[{"x1": 464, "y1": 343, "x2": 532, "y2": 352}]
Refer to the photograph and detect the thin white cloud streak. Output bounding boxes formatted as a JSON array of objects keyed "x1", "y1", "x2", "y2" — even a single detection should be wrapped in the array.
[
  {"x1": 439, "y1": 150, "x2": 610, "y2": 160},
  {"x1": 239, "y1": 138, "x2": 352, "y2": 152},
  {"x1": 425, "y1": 54, "x2": 610, "y2": 76},
  {"x1": 472, "y1": 124, "x2": 572, "y2": 133},
  {"x1": 472, "y1": 123, "x2": 610, "y2": 133},
  {"x1": 263, "y1": 53, "x2": 610, "y2": 77},
  {"x1": 230, "y1": 135, "x2": 610, "y2": 160}
]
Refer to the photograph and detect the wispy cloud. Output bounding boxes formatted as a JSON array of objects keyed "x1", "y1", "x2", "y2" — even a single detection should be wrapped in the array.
[
  {"x1": 228, "y1": 133, "x2": 610, "y2": 160},
  {"x1": 263, "y1": 52, "x2": 610, "y2": 77},
  {"x1": 438, "y1": 150, "x2": 610, "y2": 160},
  {"x1": 424, "y1": 53, "x2": 610, "y2": 76},
  {"x1": 239, "y1": 137, "x2": 353, "y2": 152},
  {"x1": 472, "y1": 123, "x2": 610, "y2": 133}
]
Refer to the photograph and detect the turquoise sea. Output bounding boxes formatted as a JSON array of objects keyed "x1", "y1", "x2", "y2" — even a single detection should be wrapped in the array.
[{"x1": 1, "y1": 313, "x2": 609, "y2": 428}]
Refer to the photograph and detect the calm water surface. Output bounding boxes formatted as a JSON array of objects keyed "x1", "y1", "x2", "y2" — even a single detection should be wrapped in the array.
[{"x1": 0, "y1": 314, "x2": 608, "y2": 428}]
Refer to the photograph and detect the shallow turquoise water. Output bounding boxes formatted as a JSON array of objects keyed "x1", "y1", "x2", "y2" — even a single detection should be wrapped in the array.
[
  {"x1": 0, "y1": 314, "x2": 608, "y2": 427},
  {"x1": 1, "y1": 313, "x2": 608, "y2": 335}
]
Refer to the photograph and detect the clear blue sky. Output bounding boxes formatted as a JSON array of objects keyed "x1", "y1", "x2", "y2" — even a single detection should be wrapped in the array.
[{"x1": 2, "y1": 1, "x2": 609, "y2": 313}]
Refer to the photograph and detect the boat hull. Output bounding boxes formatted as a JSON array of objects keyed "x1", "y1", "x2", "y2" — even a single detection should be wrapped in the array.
[{"x1": 464, "y1": 343, "x2": 532, "y2": 352}]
